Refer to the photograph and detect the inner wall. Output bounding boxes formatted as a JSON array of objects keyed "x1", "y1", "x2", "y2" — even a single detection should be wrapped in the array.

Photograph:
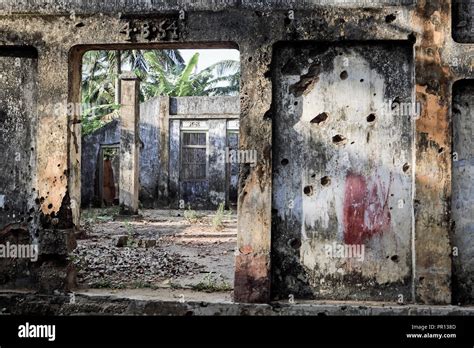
[
  {"x1": 271, "y1": 42, "x2": 414, "y2": 301},
  {"x1": 452, "y1": 0, "x2": 474, "y2": 43},
  {"x1": 0, "y1": 49, "x2": 38, "y2": 288},
  {"x1": 452, "y1": 80, "x2": 474, "y2": 304}
]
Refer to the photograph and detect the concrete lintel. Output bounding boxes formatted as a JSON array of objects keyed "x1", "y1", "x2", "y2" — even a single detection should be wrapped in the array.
[{"x1": 169, "y1": 114, "x2": 240, "y2": 120}]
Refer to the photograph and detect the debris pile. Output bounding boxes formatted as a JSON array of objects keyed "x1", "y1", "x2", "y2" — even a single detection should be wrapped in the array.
[{"x1": 71, "y1": 241, "x2": 203, "y2": 288}]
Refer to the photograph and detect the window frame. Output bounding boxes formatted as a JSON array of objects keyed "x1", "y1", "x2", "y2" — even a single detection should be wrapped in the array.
[{"x1": 179, "y1": 130, "x2": 209, "y2": 182}]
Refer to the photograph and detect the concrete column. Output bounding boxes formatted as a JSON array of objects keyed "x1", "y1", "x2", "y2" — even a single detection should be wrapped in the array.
[
  {"x1": 208, "y1": 119, "x2": 227, "y2": 208},
  {"x1": 157, "y1": 96, "x2": 170, "y2": 206},
  {"x1": 168, "y1": 119, "x2": 181, "y2": 208},
  {"x1": 119, "y1": 72, "x2": 140, "y2": 215},
  {"x1": 139, "y1": 97, "x2": 161, "y2": 208}
]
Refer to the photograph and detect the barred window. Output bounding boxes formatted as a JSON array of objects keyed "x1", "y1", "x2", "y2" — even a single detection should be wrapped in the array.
[{"x1": 181, "y1": 132, "x2": 207, "y2": 180}]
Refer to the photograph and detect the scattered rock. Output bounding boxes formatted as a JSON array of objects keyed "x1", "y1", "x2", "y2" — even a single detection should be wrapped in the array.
[
  {"x1": 71, "y1": 240, "x2": 203, "y2": 288},
  {"x1": 115, "y1": 235, "x2": 129, "y2": 247}
]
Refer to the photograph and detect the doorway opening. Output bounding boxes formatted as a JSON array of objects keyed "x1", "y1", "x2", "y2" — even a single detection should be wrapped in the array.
[{"x1": 70, "y1": 45, "x2": 241, "y2": 301}]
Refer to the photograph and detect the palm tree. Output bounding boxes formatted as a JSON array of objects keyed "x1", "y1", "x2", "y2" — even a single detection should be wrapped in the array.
[
  {"x1": 81, "y1": 49, "x2": 240, "y2": 135},
  {"x1": 198, "y1": 59, "x2": 240, "y2": 96},
  {"x1": 142, "y1": 52, "x2": 240, "y2": 98},
  {"x1": 81, "y1": 51, "x2": 119, "y2": 135}
]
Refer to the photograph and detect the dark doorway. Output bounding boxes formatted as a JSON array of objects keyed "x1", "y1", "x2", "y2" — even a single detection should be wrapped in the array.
[{"x1": 98, "y1": 145, "x2": 120, "y2": 206}]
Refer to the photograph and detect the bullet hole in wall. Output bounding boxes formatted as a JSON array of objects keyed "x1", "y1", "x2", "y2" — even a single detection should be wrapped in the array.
[
  {"x1": 332, "y1": 134, "x2": 346, "y2": 144},
  {"x1": 340, "y1": 70, "x2": 348, "y2": 80},
  {"x1": 289, "y1": 238, "x2": 302, "y2": 249},
  {"x1": 311, "y1": 112, "x2": 329, "y2": 124},
  {"x1": 281, "y1": 158, "x2": 289, "y2": 166},
  {"x1": 321, "y1": 176, "x2": 331, "y2": 186},
  {"x1": 367, "y1": 113, "x2": 376, "y2": 122},
  {"x1": 303, "y1": 185, "x2": 314, "y2": 196},
  {"x1": 391, "y1": 97, "x2": 400, "y2": 110},
  {"x1": 385, "y1": 14, "x2": 396, "y2": 23}
]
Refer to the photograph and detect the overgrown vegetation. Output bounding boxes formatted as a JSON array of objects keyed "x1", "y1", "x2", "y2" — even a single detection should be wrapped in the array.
[
  {"x1": 124, "y1": 221, "x2": 138, "y2": 248},
  {"x1": 184, "y1": 206, "x2": 203, "y2": 223},
  {"x1": 191, "y1": 272, "x2": 232, "y2": 292},
  {"x1": 89, "y1": 279, "x2": 125, "y2": 289},
  {"x1": 212, "y1": 202, "x2": 229, "y2": 230},
  {"x1": 68, "y1": 253, "x2": 84, "y2": 271},
  {"x1": 81, "y1": 207, "x2": 119, "y2": 224}
]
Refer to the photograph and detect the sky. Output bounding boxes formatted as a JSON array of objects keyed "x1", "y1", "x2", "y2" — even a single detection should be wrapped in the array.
[{"x1": 179, "y1": 49, "x2": 240, "y2": 72}]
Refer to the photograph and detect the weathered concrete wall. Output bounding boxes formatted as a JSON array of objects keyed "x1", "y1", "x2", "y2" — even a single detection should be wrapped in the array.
[
  {"x1": 0, "y1": 48, "x2": 38, "y2": 287},
  {"x1": 170, "y1": 96, "x2": 240, "y2": 116},
  {"x1": 272, "y1": 42, "x2": 414, "y2": 301},
  {"x1": 451, "y1": 9, "x2": 474, "y2": 307},
  {"x1": 452, "y1": 0, "x2": 474, "y2": 43},
  {"x1": 2, "y1": 291, "x2": 474, "y2": 316},
  {"x1": 168, "y1": 97, "x2": 240, "y2": 209},
  {"x1": 0, "y1": 0, "x2": 471, "y2": 304},
  {"x1": 452, "y1": 80, "x2": 474, "y2": 304},
  {"x1": 413, "y1": 1, "x2": 454, "y2": 305},
  {"x1": 0, "y1": 49, "x2": 38, "y2": 233},
  {"x1": 82, "y1": 96, "x2": 240, "y2": 209},
  {"x1": 0, "y1": 0, "x2": 416, "y2": 14}
]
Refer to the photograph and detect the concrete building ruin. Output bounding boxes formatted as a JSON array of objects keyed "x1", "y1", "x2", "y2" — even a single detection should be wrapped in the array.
[
  {"x1": 0, "y1": 0, "x2": 473, "y2": 308},
  {"x1": 82, "y1": 95, "x2": 240, "y2": 210}
]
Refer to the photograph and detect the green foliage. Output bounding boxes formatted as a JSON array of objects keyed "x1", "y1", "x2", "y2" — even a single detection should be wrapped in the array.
[
  {"x1": 184, "y1": 206, "x2": 203, "y2": 223},
  {"x1": 81, "y1": 207, "x2": 119, "y2": 223},
  {"x1": 103, "y1": 147, "x2": 119, "y2": 160},
  {"x1": 191, "y1": 272, "x2": 232, "y2": 292},
  {"x1": 81, "y1": 49, "x2": 240, "y2": 135},
  {"x1": 68, "y1": 253, "x2": 85, "y2": 271},
  {"x1": 124, "y1": 221, "x2": 138, "y2": 248},
  {"x1": 90, "y1": 279, "x2": 125, "y2": 289},
  {"x1": 142, "y1": 52, "x2": 240, "y2": 99},
  {"x1": 212, "y1": 202, "x2": 228, "y2": 230}
]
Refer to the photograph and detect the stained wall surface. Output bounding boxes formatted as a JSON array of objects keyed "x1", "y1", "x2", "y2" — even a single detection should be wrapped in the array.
[
  {"x1": 0, "y1": 0, "x2": 470, "y2": 304},
  {"x1": 452, "y1": 80, "x2": 474, "y2": 304},
  {"x1": 0, "y1": 48, "x2": 38, "y2": 287},
  {"x1": 272, "y1": 42, "x2": 414, "y2": 300}
]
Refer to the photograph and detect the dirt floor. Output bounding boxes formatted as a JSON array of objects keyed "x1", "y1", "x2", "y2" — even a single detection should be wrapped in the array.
[{"x1": 71, "y1": 208, "x2": 236, "y2": 300}]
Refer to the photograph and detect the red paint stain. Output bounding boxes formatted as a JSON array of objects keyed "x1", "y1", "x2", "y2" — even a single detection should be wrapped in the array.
[{"x1": 343, "y1": 173, "x2": 391, "y2": 244}]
